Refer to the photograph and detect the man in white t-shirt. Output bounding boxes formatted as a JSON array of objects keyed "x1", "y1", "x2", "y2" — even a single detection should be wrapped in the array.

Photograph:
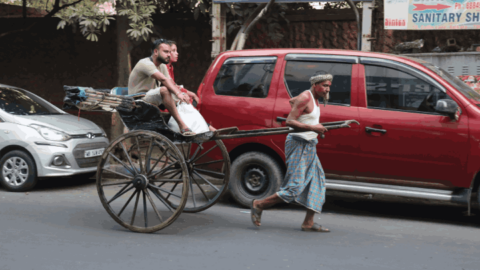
[{"x1": 128, "y1": 38, "x2": 194, "y2": 135}]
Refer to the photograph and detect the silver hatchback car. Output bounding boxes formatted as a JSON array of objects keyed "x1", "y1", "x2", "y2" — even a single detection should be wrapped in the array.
[{"x1": 0, "y1": 84, "x2": 109, "y2": 191}]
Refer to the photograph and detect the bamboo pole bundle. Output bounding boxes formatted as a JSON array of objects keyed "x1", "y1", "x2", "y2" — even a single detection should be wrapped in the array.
[{"x1": 76, "y1": 89, "x2": 137, "y2": 111}]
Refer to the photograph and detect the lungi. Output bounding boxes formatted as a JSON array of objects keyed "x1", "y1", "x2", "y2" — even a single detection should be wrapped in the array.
[{"x1": 277, "y1": 134, "x2": 326, "y2": 213}]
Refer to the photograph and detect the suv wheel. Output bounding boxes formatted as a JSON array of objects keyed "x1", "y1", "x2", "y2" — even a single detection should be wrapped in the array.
[
  {"x1": 0, "y1": 150, "x2": 37, "y2": 192},
  {"x1": 229, "y1": 151, "x2": 283, "y2": 208}
]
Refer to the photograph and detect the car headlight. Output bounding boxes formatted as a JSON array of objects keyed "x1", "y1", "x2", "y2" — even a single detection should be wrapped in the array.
[{"x1": 30, "y1": 124, "x2": 71, "y2": 141}]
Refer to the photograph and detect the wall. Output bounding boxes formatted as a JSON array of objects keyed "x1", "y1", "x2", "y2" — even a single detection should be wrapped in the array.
[
  {"x1": 235, "y1": 1, "x2": 480, "y2": 55},
  {"x1": 372, "y1": 0, "x2": 480, "y2": 53},
  {"x1": 239, "y1": 9, "x2": 360, "y2": 51},
  {"x1": 0, "y1": 18, "x2": 117, "y2": 108}
]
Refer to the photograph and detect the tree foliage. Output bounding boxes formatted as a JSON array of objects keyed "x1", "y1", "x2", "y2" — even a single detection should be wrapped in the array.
[
  {"x1": 2, "y1": 0, "x2": 209, "y2": 42},
  {"x1": 1, "y1": 0, "x2": 349, "y2": 44},
  {"x1": 225, "y1": 2, "x2": 313, "y2": 42}
]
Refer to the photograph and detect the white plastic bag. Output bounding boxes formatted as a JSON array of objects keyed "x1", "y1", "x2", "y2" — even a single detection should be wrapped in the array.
[{"x1": 167, "y1": 102, "x2": 210, "y2": 134}]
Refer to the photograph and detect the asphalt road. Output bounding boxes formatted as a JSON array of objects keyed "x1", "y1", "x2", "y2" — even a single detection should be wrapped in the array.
[{"x1": 1, "y1": 177, "x2": 479, "y2": 270}]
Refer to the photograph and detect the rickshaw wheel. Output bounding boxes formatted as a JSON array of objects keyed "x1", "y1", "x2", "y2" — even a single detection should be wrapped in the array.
[
  {"x1": 96, "y1": 130, "x2": 189, "y2": 233},
  {"x1": 171, "y1": 139, "x2": 230, "y2": 213}
]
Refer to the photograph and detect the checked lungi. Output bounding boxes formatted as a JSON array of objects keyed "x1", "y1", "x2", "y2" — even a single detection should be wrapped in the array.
[{"x1": 277, "y1": 134, "x2": 326, "y2": 213}]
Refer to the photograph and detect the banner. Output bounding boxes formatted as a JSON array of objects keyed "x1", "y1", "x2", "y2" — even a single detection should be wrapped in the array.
[{"x1": 385, "y1": 0, "x2": 480, "y2": 30}]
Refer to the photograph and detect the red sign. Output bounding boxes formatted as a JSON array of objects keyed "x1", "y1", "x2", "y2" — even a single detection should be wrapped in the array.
[{"x1": 413, "y1": 4, "x2": 451, "y2": 11}]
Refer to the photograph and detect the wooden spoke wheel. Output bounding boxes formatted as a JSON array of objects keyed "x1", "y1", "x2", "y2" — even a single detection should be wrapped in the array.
[
  {"x1": 96, "y1": 130, "x2": 189, "y2": 233},
  {"x1": 171, "y1": 139, "x2": 230, "y2": 213}
]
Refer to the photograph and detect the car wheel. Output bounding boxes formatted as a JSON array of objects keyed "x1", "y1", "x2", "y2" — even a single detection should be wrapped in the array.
[
  {"x1": 0, "y1": 150, "x2": 37, "y2": 192},
  {"x1": 229, "y1": 151, "x2": 284, "y2": 208}
]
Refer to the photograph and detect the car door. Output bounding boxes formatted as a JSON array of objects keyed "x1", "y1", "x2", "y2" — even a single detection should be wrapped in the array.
[
  {"x1": 200, "y1": 56, "x2": 279, "y2": 130},
  {"x1": 356, "y1": 57, "x2": 470, "y2": 187},
  {"x1": 271, "y1": 54, "x2": 361, "y2": 176}
]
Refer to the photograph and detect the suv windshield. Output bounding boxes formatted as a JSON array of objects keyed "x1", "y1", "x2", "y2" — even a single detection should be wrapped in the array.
[
  {"x1": 0, "y1": 86, "x2": 64, "y2": 115},
  {"x1": 421, "y1": 62, "x2": 480, "y2": 102}
]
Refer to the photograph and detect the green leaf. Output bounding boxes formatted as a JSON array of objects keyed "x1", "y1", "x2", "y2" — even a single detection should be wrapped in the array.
[{"x1": 57, "y1": 21, "x2": 67, "y2": 30}]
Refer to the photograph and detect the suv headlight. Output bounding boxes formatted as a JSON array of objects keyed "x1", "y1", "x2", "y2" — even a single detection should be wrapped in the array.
[{"x1": 30, "y1": 124, "x2": 71, "y2": 141}]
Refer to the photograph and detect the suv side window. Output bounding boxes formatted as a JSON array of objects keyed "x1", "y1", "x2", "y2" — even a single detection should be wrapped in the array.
[
  {"x1": 365, "y1": 65, "x2": 450, "y2": 113},
  {"x1": 284, "y1": 61, "x2": 352, "y2": 105},
  {"x1": 213, "y1": 57, "x2": 277, "y2": 98}
]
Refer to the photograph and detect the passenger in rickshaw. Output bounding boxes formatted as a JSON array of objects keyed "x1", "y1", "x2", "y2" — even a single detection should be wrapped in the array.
[
  {"x1": 128, "y1": 38, "x2": 196, "y2": 136},
  {"x1": 165, "y1": 39, "x2": 216, "y2": 132}
]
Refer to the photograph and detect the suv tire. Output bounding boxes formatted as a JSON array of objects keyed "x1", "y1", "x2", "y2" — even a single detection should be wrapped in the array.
[
  {"x1": 0, "y1": 150, "x2": 37, "y2": 192},
  {"x1": 229, "y1": 151, "x2": 284, "y2": 208}
]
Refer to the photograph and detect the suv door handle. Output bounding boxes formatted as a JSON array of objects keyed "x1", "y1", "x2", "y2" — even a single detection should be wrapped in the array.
[
  {"x1": 365, "y1": 127, "x2": 387, "y2": 134},
  {"x1": 276, "y1": 117, "x2": 287, "y2": 122}
]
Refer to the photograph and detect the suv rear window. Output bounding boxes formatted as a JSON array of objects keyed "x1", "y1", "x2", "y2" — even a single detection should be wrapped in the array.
[
  {"x1": 213, "y1": 57, "x2": 277, "y2": 98},
  {"x1": 284, "y1": 61, "x2": 352, "y2": 105}
]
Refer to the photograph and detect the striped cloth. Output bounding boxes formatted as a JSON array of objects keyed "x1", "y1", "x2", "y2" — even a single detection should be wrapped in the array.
[{"x1": 277, "y1": 134, "x2": 326, "y2": 213}]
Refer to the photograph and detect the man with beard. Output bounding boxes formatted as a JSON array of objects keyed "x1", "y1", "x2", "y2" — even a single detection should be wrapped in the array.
[
  {"x1": 250, "y1": 71, "x2": 332, "y2": 232},
  {"x1": 128, "y1": 38, "x2": 194, "y2": 136}
]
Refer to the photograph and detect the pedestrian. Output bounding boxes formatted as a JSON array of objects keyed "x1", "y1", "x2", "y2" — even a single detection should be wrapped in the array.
[
  {"x1": 128, "y1": 38, "x2": 194, "y2": 136},
  {"x1": 250, "y1": 71, "x2": 331, "y2": 232}
]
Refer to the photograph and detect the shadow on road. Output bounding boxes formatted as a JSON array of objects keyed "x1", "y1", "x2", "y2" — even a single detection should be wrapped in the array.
[
  {"x1": 204, "y1": 191, "x2": 480, "y2": 229},
  {"x1": 34, "y1": 176, "x2": 96, "y2": 191},
  {"x1": 271, "y1": 194, "x2": 480, "y2": 229}
]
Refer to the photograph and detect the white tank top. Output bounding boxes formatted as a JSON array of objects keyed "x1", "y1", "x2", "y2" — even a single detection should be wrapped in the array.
[{"x1": 291, "y1": 90, "x2": 320, "y2": 141}]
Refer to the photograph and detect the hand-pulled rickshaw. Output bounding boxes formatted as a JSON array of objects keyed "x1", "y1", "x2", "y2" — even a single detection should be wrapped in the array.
[{"x1": 64, "y1": 86, "x2": 359, "y2": 233}]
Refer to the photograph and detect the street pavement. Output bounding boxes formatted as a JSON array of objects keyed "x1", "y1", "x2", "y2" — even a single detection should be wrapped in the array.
[{"x1": 1, "y1": 177, "x2": 479, "y2": 270}]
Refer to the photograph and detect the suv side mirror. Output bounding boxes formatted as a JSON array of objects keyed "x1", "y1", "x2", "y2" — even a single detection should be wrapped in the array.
[{"x1": 435, "y1": 99, "x2": 461, "y2": 121}]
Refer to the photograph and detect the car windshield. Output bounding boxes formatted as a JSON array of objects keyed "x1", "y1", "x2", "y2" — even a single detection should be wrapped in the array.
[
  {"x1": 0, "y1": 86, "x2": 65, "y2": 115},
  {"x1": 421, "y1": 62, "x2": 480, "y2": 102}
]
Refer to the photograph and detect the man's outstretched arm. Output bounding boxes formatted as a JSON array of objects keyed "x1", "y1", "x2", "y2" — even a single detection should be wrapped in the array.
[{"x1": 151, "y1": 71, "x2": 189, "y2": 103}]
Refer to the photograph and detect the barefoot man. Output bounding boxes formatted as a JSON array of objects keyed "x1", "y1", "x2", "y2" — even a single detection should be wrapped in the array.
[{"x1": 250, "y1": 71, "x2": 332, "y2": 232}]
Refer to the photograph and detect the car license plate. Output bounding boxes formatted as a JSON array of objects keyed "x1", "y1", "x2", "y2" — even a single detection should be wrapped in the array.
[{"x1": 84, "y1": 148, "x2": 104, "y2": 158}]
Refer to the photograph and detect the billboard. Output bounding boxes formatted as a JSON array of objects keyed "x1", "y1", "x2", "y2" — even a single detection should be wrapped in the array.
[{"x1": 385, "y1": 0, "x2": 480, "y2": 30}]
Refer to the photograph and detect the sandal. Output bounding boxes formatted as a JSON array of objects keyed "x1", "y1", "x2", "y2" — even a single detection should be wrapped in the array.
[
  {"x1": 301, "y1": 223, "x2": 330, "y2": 232},
  {"x1": 250, "y1": 199, "x2": 262, "y2": 227},
  {"x1": 181, "y1": 128, "x2": 196, "y2": 137}
]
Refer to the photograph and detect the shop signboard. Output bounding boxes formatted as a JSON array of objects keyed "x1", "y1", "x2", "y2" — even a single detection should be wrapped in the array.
[{"x1": 385, "y1": 0, "x2": 480, "y2": 30}]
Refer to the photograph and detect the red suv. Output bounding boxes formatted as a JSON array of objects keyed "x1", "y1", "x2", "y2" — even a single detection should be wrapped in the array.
[{"x1": 197, "y1": 49, "x2": 480, "y2": 212}]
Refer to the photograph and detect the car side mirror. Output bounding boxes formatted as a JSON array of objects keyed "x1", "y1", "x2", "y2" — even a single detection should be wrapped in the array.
[{"x1": 435, "y1": 99, "x2": 461, "y2": 121}]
